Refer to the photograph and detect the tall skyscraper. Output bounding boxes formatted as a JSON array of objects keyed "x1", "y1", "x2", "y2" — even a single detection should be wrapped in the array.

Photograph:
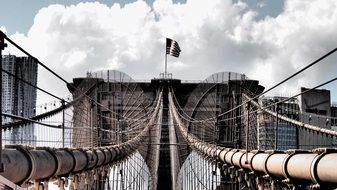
[{"x1": 1, "y1": 55, "x2": 38, "y2": 145}]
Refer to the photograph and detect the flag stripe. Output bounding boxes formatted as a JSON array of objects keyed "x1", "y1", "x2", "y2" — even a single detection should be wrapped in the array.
[
  {"x1": 166, "y1": 38, "x2": 181, "y2": 57},
  {"x1": 172, "y1": 41, "x2": 181, "y2": 51},
  {"x1": 170, "y1": 50, "x2": 180, "y2": 55}
]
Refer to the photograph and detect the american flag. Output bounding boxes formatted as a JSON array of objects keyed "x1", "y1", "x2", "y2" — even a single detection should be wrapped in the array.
[{"x1": 166, "y1": 38, "x2": 181, "y2": 57}]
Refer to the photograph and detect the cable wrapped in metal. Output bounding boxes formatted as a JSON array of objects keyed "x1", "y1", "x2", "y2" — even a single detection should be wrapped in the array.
[
  {"x1": 108, "y1": 146, "x2": 117, "y2": 164},
  {"x1": 71, "y1": 149, "x2": 88, "y2": 173},
  {"x1": 232, "y1": 150, "x2": 245, "y2": 168},
  {"x1": 95, "y1": 149, "x2": 105, "y2": 167},
  {"x1": 218, "y1": 148, "x2": 231, "y2": 164},
  {"x1": 102, "y1": 148, "x2": 112, "y2": 165},
  {"x1": 314, "y1": 151, "x2": 337, "y2": 183},
  {"x1": 239, "y1": 151, "x2": 255, "y2": 170},
  {"x1": 283, "y1": 150, "x2": 315, "y2": 181},
  {"x1": 85, "y1": 150, "x2": 98, "y2": 170},
  {"x1": 225, "y1": 149, "x2": 239, "y2": 166},
  {"x1": 30, "y1": 149, "x2": 57, "y2": 181},
  {"x1": 264, "y1": 151, "x2": 288, "y2": 178},
  {"x1": 250, "y1": 152, "x2": 269, "y2": 174},
  {"x1": 54, "y1": 148, "x2": 75, "y2": 176},
  {"x1": 0, "y1": 148, "x2": 32, "y2": 184}
]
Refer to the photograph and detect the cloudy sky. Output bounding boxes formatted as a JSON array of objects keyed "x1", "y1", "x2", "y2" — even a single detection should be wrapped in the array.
[{"x1": 1, "y1": 0, "x2": 337, "y2": 103}]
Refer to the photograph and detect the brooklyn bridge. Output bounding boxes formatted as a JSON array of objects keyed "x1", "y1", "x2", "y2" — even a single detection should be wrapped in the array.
[{"x1": 1, "y1": 31, "x2": 337, "y2": 190}]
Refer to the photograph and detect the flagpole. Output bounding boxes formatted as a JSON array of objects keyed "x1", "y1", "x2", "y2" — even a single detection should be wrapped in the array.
[
  {"x1": 165, "y1": 50, "x2": 167, "y2": 78},
  {"x1": 165, "y1": 38, "x2": 167, "y2": 79}
]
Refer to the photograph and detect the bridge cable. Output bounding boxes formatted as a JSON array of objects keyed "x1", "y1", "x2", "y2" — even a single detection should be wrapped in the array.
[
  {"x1": 2, "y1": 32, "x2": 124, "y2": 117},
  {"x1": 1, "y1": 68, "x2": 65, "y2": 102},
  {"x1": 217, "y1": 47, "x2": 337, "y2": 118},
  {"x1": 215, "y1": 76, "x2": 337, "y2": 136}
]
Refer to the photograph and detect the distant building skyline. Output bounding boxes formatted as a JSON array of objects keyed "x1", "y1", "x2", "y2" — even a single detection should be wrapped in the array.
[
  {"x1": 258, "y1": 96, "x2": 299, "y2": 150},
  {"x1": 258, "y1": 88, "x2": 335, "y2": 150},
  {"x1": 1, "y1": 55, "x2": 38, "y2": 145},
  {"x1": 299, "y1": 88, "x2": 332, "y2": 149}
]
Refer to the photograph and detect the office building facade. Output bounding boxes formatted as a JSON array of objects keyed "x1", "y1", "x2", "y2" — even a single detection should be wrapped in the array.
[
  {"x1": 299, "y1": 88, "x2": 333, "y2": 149},
  {"x1": 1, "y1": 55, "x2": 38, "y2": 145},
  {"x1": 258, "y1": 96, "x2": 299, "y2": 150}
]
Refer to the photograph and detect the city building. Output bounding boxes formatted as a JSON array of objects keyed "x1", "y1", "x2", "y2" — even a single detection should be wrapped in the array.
[
  {"x1": 1, "y1": 55, "x2": 38, "y2": 145},
  {"x1": 331, "y1": 104, "x2": 337, "y2": 146},
  {"x1": 258, "y1": 96, "x2": 299, "y2": 150},
  {"x1": 258, "y1": 88, "x2": 335, "y2": 150},
  {"x1": 298, "y1": 88, "x2": 333, "y2": 149}
]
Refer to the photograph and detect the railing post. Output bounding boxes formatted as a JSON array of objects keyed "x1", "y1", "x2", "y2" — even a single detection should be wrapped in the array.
[
  {"x1": 90, "y1": 100, "x2": 94, "y2": 149},
  {"x1": 61, "y1": 99, "x2": 65, "y2": 148},
  {"x1": 275, "y1": 103, "x2": 279, "y2": 150},
  {"x1": 0, "y1": 31, "x2": 7, "y2": 172},
  {"x1": 245, "y1": 101, "x2": 250, "y2": 163}
]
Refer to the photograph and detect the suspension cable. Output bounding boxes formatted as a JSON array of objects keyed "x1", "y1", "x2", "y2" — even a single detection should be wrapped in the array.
[{"x1": 217, "y1": 47, "x2": 337, "y2": 118}]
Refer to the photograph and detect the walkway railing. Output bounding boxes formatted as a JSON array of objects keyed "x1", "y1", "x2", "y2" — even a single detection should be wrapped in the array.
[{"x1": 169, "y1": 92, "x2": 337, "y2": 189}]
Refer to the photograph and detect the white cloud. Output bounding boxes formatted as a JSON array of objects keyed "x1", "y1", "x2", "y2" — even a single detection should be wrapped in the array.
[
  {"x1": 257, "y1": 2, "x2": 266, "y2": 8},
  {"x1": 2, "y1": 0, "x2": 337, "y2": 103},
  {"x1": 63, "y1": 50, "x2": 87, "y2": 68},
  {"x1": 0, "y1": 26, "x2": 7, "y2": 34}
]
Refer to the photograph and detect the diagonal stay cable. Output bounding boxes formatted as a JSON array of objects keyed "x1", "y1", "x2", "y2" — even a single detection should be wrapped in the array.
[
  {"x1": 215, "y1": 76, "x2": 337, "y2": 136},
  {"x1": 3, "y1": 32, "x2": 68, "y2": 85},
  {"x1": 2, "y1": 31, "x2": 120, "y2": 116},
  {"x1": 1, "y1": 68, "x2": 65, "y2": 102},
  {"x1": 217, "y1": 47, "x2": 337, "y2": 118},
  {"x1": 2, "y1": 81, "x2": 100, "y2": 128},
  {"x1": 2, "y1": 113, "x2": 60, "y2": 128}
]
